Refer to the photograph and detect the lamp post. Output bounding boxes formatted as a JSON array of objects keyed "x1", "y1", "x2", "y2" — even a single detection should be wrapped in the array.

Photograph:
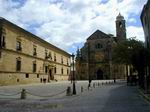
[
  {"x1": 88, "y1": 42, "x2": 91, "y2": 88},
  {"x1": 71, "y1": 53, "x2": 76, "y2": 95}
]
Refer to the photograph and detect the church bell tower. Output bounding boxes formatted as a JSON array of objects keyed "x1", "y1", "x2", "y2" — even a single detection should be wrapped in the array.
[{"x1": 116, "y1": 13, "x2": 126, "y2": 41}]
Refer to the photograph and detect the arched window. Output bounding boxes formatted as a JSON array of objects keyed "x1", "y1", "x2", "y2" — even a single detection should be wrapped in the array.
[{"x1": 119, "y1": 22, "x2": 122, "y2": 28}]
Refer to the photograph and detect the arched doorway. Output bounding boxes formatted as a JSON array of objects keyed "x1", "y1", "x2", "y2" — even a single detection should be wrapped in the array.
[{"x1": 97, "y1": 69, "x2": 104, "y2": 80}]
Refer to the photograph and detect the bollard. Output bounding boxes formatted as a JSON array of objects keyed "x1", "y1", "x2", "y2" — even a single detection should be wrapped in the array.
[
  {"x1": 93, "y1": 83, "x2": 95, "y2": 88},
  {"x1": 88, "y1": 83, "x2": 91, "y2": 91},
  {"x1": 88, "y1": 84, "x2": 91, "y2": 91},
  {"x1": 81, "y1": 86, "x2": 83, "y2": 93},
  {"x1": 21, "y1": 89, "x2": 26, "y2": 99},
  {"x1": 66, "y1": 86, "x2": 71, "y2": 96},
  {"x1": 98, "y1": 82, "x2": 100, "y2": 86}
]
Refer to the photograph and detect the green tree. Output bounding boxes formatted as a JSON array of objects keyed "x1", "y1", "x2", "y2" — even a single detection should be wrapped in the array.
[
  {"x1": 112, "y1": 37, "x2": 150, "y2": 88},
  {"x1": 112, "y1": 37, "x2": 144, "y2": 65}
]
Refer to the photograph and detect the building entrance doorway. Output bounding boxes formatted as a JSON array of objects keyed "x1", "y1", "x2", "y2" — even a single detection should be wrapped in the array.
[
  {"x1": 97, "y1": 69, "x2": 104, "y2": 80},
  {"x1": 49, "y1": 69, "x2": 54, "y2": 81}
]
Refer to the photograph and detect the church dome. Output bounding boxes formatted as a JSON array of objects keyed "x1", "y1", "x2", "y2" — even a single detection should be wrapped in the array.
[{"x1": 116, "y1": 13, "x2": 124, "y2": 20}]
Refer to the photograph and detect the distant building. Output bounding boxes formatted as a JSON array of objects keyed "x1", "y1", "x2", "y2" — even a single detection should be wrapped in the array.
[
  {"x1": 141, "y1": 0, "x2": 150, "y2": 48},
  {"x1": 0, "y1": 18, "x2": 71, "y2": 85},
  {"x1": 76, "y1": 13, "x2": 126, "y2": 80}
]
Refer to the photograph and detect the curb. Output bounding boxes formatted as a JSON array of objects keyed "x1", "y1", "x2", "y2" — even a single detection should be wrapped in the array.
[{"x1": 138, "y1": 89, "x2": 150, "y2": 104}]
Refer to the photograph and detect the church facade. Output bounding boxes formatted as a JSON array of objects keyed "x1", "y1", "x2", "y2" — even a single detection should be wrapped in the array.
[
  {"x1": 76, "y1": 14, "x2": 127, "y2": 80},
  {"x1": 0, "y1": 18, "x2": 71, "y2": 86}
]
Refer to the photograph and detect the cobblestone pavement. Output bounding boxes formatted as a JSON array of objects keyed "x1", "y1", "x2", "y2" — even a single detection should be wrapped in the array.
[{"x1": 0, "y1": 80, "x2": 150, "y2": 112}]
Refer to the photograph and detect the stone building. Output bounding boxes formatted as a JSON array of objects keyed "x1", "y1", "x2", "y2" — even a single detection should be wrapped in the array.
[
  {"x1": 76, "y1": 14, "x2": 126, "y2": 80},
  {"x1": 0, "y1": 18, "x2": 71, "y2": 85},
  {"x1": 141, "y1": 0, "x2": 150, "y2": 90},
  {"x1": 141, "y1": 0, "x2": 150, "y2": 48}
]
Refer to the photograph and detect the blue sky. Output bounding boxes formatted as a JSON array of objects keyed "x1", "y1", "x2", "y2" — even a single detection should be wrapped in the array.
[{"x1": 0, "y1": 0, "x2": 148, "y2": 54}]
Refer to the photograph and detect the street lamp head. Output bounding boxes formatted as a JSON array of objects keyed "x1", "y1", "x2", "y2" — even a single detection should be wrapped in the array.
[{"x1": 71, "y1": 53, "x2": 75, "y2": 57}]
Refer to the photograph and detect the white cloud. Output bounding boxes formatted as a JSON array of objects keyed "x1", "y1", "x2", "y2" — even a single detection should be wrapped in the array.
[
  {"x1": 128, "y1": 18, "x2": 137, "y2": 23},
  {"x1": 127, "y1": 26, "x2": 145, "y2": 41},
  {"x1": 0, "y1": 0, "x2": 147, "y2": 53}
]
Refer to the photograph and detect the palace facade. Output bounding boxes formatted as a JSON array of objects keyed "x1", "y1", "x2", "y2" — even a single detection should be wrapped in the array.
[{"x1": 0, "y1": 18, "x2": 71, "y2": 85}]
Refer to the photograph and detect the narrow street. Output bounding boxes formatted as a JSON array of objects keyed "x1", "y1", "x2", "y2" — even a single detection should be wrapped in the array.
[{"x1": 0, "y1": 81, "x2": 149, "y2": 112}]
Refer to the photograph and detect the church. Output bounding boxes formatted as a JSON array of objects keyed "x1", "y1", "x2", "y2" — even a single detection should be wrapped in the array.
[{"x1": 76, "y1": 13, "x2": 127, "y2": 80}]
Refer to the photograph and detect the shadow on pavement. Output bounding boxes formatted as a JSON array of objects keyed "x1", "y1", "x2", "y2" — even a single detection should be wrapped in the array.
[{"x1": 101, "y1": 84, "x2": 150, "y2": 112}]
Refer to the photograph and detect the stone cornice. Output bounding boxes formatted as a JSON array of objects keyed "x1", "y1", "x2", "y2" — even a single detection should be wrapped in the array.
[
  {"x1": 0, "y1": 18, "x2": 71, "y2": 57},
  {"x1": 1, "y1": 48, "x2": 70, "y2": 67}
]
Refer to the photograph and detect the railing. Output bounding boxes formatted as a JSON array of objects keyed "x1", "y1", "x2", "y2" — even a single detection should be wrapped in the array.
[{"x1": 0, "y1": 80, "x2": 115, "y2": 100}]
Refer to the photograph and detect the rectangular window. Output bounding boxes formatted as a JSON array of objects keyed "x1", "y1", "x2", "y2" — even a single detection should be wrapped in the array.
[
  {"x1": 45, "y1": 66, "x2": 48, "y2": 73},
  {"x1": 48, "y1": 52, "x2": 52, "y2": 60},
  {"x1": 0, "y1": 35, "x2": 1, "y2": 47},
  {"x1": 61, "y1": 56, "x2": 63, "y2": 64},
  {"x1": 16, "y1": 41, "x2": 22, "y2": 51},
  {"x1": 54, "y1": 67, "x2": 57, "y2": 73},
  {"x1": 33, "y1": 63, "x2": 36, "y2": 73},
  {"x1": 61, "y1": 68, "x2": 63, "y2": 74},
  {"x1": 16, "y1": 59, "x2": 21, "y2": 71},
  {"x1": 95, "y1": 43, "x2": 102, "y2": 49},
  {"x1": 2, "y1": 36, "x2": 5, "y2": 48},
  {"x1": 67, "y1": 68, "x2": 69, "y2": 74},
  {"x1": 67, "y1": 59, "x2": 69, "y2": 65},
  {"x1": 33, "y1": 46, "x2": 37, "y2": 56},
  {"x1": 26, "y1": 73, "x2": 29, "y2": 78},
  {"x1": 54, "y1": 54, "x2": 56, "y2": 62},
  {"x1": 45, "y1": 49, "x2": 48, "y2": 59},
  {"x1": 37, "y1": 74, "x2": 39, "y2": 78}
]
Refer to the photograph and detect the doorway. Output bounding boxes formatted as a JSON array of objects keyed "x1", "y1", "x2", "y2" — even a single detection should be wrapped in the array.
[
  {"x1": 49, "y1": 69, "x2": 54, "y2": 80},
  {"x1": 97, "y1": 69, "x2": 104, "y2": 80}
]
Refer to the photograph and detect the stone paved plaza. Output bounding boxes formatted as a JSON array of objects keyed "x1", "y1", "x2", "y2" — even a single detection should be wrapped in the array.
[{"x1": 0, "y1": 80, "x2": 150, "y2": 112}]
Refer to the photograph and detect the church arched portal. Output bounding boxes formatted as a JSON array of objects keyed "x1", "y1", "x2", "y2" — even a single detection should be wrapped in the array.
[{"x1": 97, "y1": 69, "x2": 104, "y2": 80}]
